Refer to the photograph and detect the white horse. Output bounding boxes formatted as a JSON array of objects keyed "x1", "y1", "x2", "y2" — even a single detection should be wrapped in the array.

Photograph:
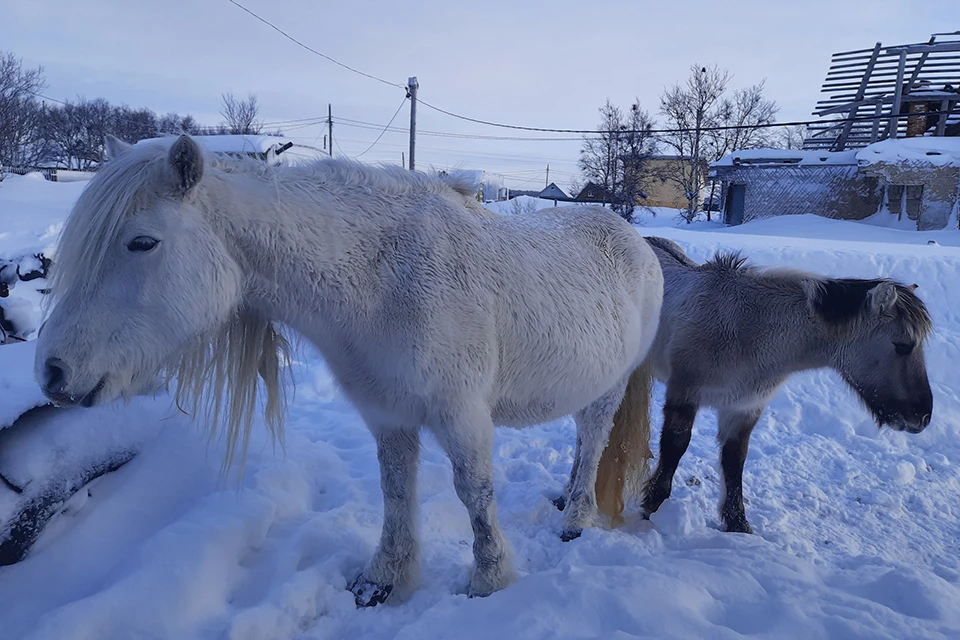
[{"x1": 34, "y1": 135, "x2": 664, "y2": 606}]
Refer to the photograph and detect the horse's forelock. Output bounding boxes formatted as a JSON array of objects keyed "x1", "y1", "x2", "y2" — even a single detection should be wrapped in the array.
[
  {"x1": 50, "y1": 143, "x2": 170, "y2": 297},
  {"x1": 891, "y1": 282, "x2": 934, "y2": 341}
]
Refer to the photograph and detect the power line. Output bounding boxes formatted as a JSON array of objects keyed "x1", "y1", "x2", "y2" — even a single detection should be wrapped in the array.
[
  {"x1": 416, "y1": 98, "x2": 928, "y2": 136},
  {"x1": 333, "y1": 118, "x2": 583, "y2": 141},
  {"x1": 355, "y1": 97, "x2": 408, "y2": 159},
  {"x1": 218, "y1": 1, "x2": 945, "y2": 140},
  {"x1": 313, "y1": 136, "x2": 582, "y2": 167},
  {"x1": 224, "y1": 0, "x2": 405, "y2": 90}
]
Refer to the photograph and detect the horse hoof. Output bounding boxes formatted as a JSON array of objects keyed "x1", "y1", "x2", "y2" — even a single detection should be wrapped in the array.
[
  {"x1": 724, "y1": 520, "x2": 754, "y2": 534},
  {"x1": 552, "y1": 495, "x2": 566, "y2": 511},
  {"x1": 560, "y1": 528, "x2": 582, "y2": 542},
  {"x1": 350, "y1": 576, "x2": 393, "y2": 608}
]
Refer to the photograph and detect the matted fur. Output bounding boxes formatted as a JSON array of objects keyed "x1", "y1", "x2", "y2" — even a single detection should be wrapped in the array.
[{"x1": 35, "y1": 134, "x2": 665, "y2": 602}]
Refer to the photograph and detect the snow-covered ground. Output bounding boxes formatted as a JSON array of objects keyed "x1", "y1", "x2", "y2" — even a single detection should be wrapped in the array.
[{"x1": 1, "y1": 178, "x2": 959, "y2": 639}]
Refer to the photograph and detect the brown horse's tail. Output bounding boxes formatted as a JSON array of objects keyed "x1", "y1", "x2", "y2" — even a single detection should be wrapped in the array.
[{"x1": 595, "y1": 361, "x2": 654, "y2": 525}]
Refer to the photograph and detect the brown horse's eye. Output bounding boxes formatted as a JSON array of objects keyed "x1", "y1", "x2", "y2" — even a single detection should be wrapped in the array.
[{"x1": 894, "y1": 342, "x2": 915, "y2": 356}]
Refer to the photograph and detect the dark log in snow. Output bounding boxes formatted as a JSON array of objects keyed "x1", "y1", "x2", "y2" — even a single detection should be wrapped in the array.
[{"x1": 0, "y1": 404, "x2": 140, "y2": 566}]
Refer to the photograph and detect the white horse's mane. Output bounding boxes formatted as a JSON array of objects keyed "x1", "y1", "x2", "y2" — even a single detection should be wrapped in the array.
[{"x1": 51, "y1": 140, "x2": 481, "y2": 473}]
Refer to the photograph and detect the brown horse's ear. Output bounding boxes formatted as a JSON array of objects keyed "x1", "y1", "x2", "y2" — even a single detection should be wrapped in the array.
[
  {"x1": 168, "y1": 135, "x2": 204, "y2": 196},
  {"x1": 867, "y1": 281, "x2": 898, "y2": 315}
]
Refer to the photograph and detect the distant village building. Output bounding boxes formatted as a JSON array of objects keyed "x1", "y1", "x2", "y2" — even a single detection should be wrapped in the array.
[
  {"x1": 574, "y1": 181, "x2": 613, "y2": 204},
  {"x1": 640, "y1": 155, "x2": 710, "y2": 209},
  {"x1": 710, "y1": 150, "x2": 880, "y2": 226},
  {"x1": 538, "y1": 183, "x2": 570, "y2": 206},
  {"x1": 712, "y1": 32, "x2": 960, "y2": 230},
  {"x1": 575, "y1": 156, "x2": 708, "y2": 210},
  {"x1": 857, "y1": 138, "x2": 960, "y2": 230}
]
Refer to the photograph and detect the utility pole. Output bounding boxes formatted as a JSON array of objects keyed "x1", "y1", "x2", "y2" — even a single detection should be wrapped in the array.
[
  {"x1": 545, "y1": 164, "x2": 550, "y2": 188},
  {"x1": 327, "y1": 104, "x2": 333, "y2": 157},
  {"x1": 407, "y1": 77, "x2": 418, "y2": 171}
]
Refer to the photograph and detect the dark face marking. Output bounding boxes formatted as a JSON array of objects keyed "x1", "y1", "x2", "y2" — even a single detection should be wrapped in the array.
[{"x1": 813, "y1": 278, "x2": 934, "y2": 433}]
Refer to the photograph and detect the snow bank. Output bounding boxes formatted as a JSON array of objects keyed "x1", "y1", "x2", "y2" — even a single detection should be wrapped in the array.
[
  {"x1": 0, "y1": 341, "x2": 48, "y2": 430},
  {"x1": 0, "y1": 181, "x2": 959, "y2": 639},
  {"x1": 857, "y1": 137, "x2": 960, "y2": 168},
  {"x1": 0, "y1": 174, "x2": 80, "y2": 261}
]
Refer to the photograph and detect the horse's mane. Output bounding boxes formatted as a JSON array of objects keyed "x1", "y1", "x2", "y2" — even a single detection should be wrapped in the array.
[
  {"x1": 53, "y1": 141, "x2": 480, "y2": 297},
  {"x1": 701, "y1": 250, "x2": 933, "y2": 341},
  {"x1": 50, "y1": 139, "x2": 481, "y2": 475}
]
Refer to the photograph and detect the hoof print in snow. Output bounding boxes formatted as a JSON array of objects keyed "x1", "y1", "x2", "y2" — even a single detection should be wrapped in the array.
[
  {"x1": 560, "y1": 528, "x2": 582, "y2": 542},
  {"x1": 350, "y1": 577, "x2": 393, "y2": 608}
]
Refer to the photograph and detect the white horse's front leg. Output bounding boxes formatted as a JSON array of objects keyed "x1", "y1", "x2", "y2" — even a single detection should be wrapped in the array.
[
  {"x1": 429, "y1": 410, "x2": 517, "y2": 598},
  {"x1": 562, "y1": 382, "x2": 628, "y2": 540},
  {"x1": 351, "y1": 427, "x2": 421, "y2": 607}
]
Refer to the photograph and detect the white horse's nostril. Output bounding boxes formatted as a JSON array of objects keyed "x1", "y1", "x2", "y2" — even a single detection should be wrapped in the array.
[{"x1": 43, "y1": 357, "x2": 70, "y2": 395}]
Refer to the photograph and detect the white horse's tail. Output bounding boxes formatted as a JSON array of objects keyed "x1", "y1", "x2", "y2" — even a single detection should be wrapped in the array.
[{"x1": 596, "y1": 361, "x2": 654, "y2": 525}]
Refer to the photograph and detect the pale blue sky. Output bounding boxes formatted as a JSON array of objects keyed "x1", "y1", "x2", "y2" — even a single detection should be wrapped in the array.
[{"x1": 3, "y1": 0, "x2": 954, "y2": 189}]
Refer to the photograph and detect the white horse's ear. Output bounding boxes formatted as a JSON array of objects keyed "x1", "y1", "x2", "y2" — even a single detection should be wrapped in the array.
[
  {"x1": 104, "y1": 135, "x2": 132, "y2": 160},
  {"x1": 867, "y1": 281, "x2": 898, "y2": 314},
  {"x1": 168, "y1": 135, "x2": 204, "y2": 195}
]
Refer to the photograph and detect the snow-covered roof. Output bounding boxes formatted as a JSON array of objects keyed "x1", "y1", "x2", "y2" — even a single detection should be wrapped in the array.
[
  {"x1": 856, "y1": 137, "x2": 960, "y2": 168},
  {"x1": 711, "y1": 149, "x2": 859, "y2": 168},
  {"x1": 539, "y1": 183, "x2": 569, "y2": 199},
  {"x1": 136, "y1": 134, "x2": 291, "y2": 154},
  {"x1": 135, "y1": 135, "x2": 329, "y2": 166}
]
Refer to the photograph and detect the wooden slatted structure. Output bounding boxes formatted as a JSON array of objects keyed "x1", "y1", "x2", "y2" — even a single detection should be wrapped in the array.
[{"x1": 804, "y1": 32, "x2": 960, "y2": 151}]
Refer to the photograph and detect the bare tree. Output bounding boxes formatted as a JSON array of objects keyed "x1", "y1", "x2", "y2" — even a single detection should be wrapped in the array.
[
  {"x1": 111, "y1": 106, "x2": 158, "y2": 144},
  {"x1": 578, "y1": 99, "x2": 657, "y2": 221},
  {"x1": 775, "y1": 124, "x2": 807, "y2": 149},
  {"x1": 158, "y1": 112, "x2": 201, "y2": 136},
  {"x1": 220, "y1": 92, "x2": 262, "y2": 135},
  {"x1": 619, "y1": 102, "x2": 657, "y2": 219},
  {"x1": 658, "y1": 64, "x2": 730, "y2": 223},
  {"x1": 659, "y1": 65, "x2": 780, "y2": 223},
  {"x1": 701, "y1": 81, "x2": 779, "y2": 219},
  {"x1": 707, "y1": 80, "x2": 779, "y2": 158},
  {"x1": 579, "y1": 100, "x2": 624, "y2": 208},
  {"x1": 0, "y1": 51, "x2": 48, "y2": 170},
  {"x1": 44, "y1": 98, "x2": 115, "y2": 169}
]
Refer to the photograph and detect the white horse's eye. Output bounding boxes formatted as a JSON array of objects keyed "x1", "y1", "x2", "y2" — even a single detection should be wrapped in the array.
[{"x1": 127, "y1": 236, "x2": 160, "y2": 252}]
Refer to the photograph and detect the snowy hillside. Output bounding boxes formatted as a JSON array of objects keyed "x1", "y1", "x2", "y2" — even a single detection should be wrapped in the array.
[{"x1": 0, "y1": 177, "x2": 959, "y2": 639}]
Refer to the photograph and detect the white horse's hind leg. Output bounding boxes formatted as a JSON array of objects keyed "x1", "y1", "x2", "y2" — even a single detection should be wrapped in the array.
[
  {"x1": 552, "y1": 434, "x2": 580, "y2": 511},
  {"x1": 351, "y1": 427, "x2": 421, "y2": 607},
  {"x1": 429, "y1": 410, "x2": 517, "y2": 598},
  {"x1": 561, "y1": 379, "x2": 628, "y2": 540}
]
